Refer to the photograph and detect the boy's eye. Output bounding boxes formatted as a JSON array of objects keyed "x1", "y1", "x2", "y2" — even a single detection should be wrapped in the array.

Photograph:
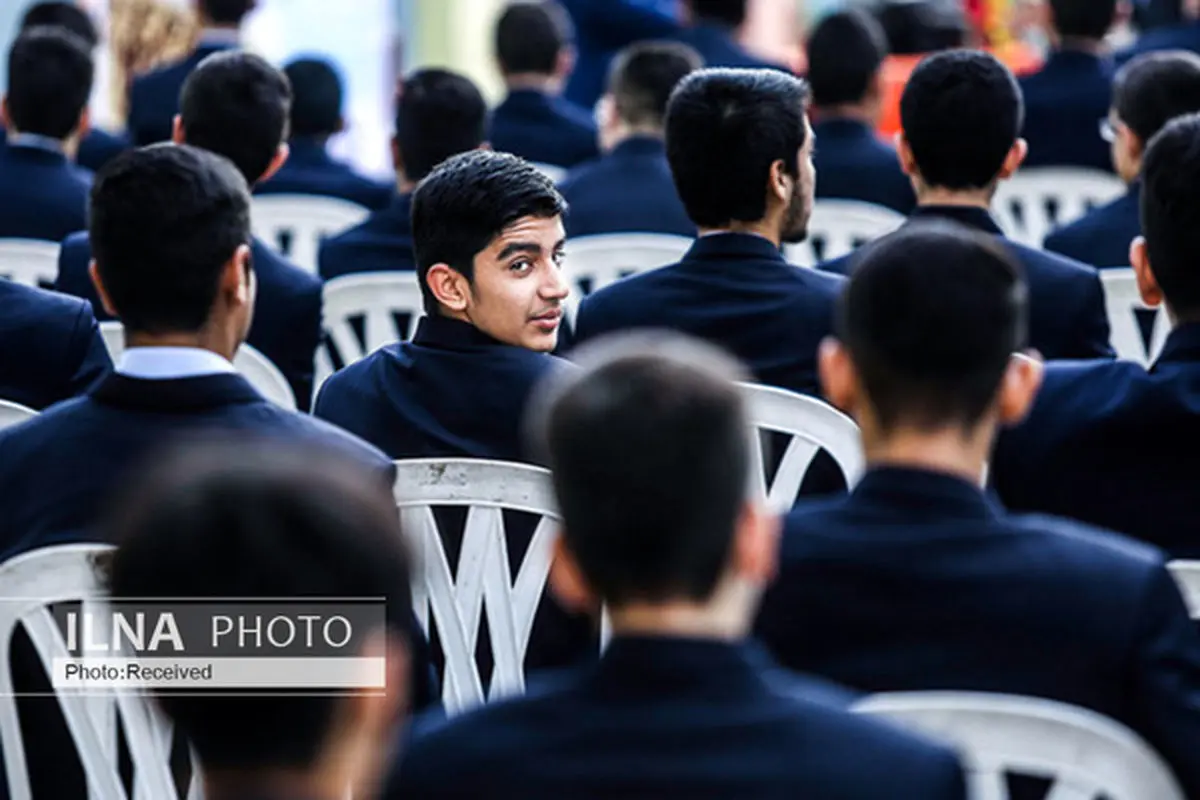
[
  {"x1": 510, "y1": 260, "x2": 533, "y2": 274},
  {"x1": 553, "y1": 250, "x2": 566, "y2": 266}
]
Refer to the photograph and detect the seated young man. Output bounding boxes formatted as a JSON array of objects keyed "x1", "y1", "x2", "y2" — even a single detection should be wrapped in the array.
[
  {"x1": 755, "y1": 220, "x2": 1200, "y2": 798},
  {"x1": 391, "y1": 332, "x2": 967, "y2": 800}
]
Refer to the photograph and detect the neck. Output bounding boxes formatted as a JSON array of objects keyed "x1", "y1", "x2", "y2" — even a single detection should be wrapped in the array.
[
  {"x1": 814, "y1": 103, "x2": 876, "y2": 127},
  {"x1": 698, "y1": 220, "x2": 781, "y2": 247},
  {"x1": 863, "y1": 426, "x2": 993, "y2": 486},
  {"x1": 124, "y1": 330, "x2": 239, "y2": 363},
  {"x1": 506, "y1": 74, "x2": 560, "y2": 94},
  {"x1": 916, "y1": 187, "x2": 993, "y2": 209},
  {"x1": 204, "y1": 768, "x2": 347, "y2": 800},
  {"x1": 1054, "y1": 35, "x2": 1104, "y2": 53},
  {"x1": 603, "y1": 123, "x2": 663, "y2": 152},
  {"x1": 608, "y1": 600, "x2": 748, "y2": 642}
]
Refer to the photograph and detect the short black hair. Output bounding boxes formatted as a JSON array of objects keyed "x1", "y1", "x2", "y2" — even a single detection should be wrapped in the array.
[
  {"x1": 666, "y1": 68, "x2": 810, "y2": 228},
  {"x1": 90, "y1": 144, "x2": 251, "y2": 334},
  {"x1": 536, "y1": 332, "x2": 751, "y2": 605},
  {"x1": 411, "y1": 150, "x2": 565, "y2": 313},
  {"x1": 807, "y1": 9, "x2": 888, "y2": 108},
  {"x1": 878, "y1": 2, "x2": 969, "y2": 54},
  {"x1": 198, "y1": 0, "x2": 255, "y2": 25},
  {"x1": 900, "y1": 49, "x2": 1023, "y2": 191},
  {"x1": 6, "y1": 27, "x2": 93, "y2": 140},
  {"x1": 104, "y1": 441, "x2": 413, "y2": 773},
  {"x1": 19, "y1": 2, "x2": 99, "y2": 48},
  {"x1": 689, "y1": 0, "x2": 749, "y2": 27},
  {"x1": 1049, "y1": 0, "x2": 1118, "y2": 39},
  {"x1": 839, "y1": 221, "x2": 1028, "y2": 432},
  {"x1": 1140, "y1": 113, "x2": 1200, "y2": 318},
  {"x1": 608, "y1": 41, "x2": 702, "y2": 129},
  {"x1": 1113, "y1": 51, "x2": 1200, "y2": 144},
  {"x1": 283, "y1": 57, "x2": 342, "y2": 138},
  {"x1": 180, "y1": 51, "x2": 292, "y2": 185},
  {"x1": 395, "y1": 68, "x2": 488, "y2": 183},
  {"x1": 495, "y1": 1, "x2": 571, "y2": 76}
]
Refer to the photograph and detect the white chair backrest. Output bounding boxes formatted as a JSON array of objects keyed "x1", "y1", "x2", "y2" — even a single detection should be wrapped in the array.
[
  {"x1": 316, "y1": 272, "x2": 425, "y2": 390},
  {"x1": 785, "y1": 200, "x2": 906, "y2": 267},
  {"x1": 1100, "y1": 269, "x2": 1169, "y2": 366},
  {"x1": 0, "y1": 545, "x2": 192, "y2": 800},
  {"x1": 1168, "y1": 561, "x2": 1200, "y2": 618},
  {"x1": 992, "y1": 169, "x2": 1126, "y2": 247},
  {"x1": 98, "y1": 321, "x2": 295, "y2": 410},
  {"x1": 561, "y1": 233, "x2": 692, "y2": 319},
  {"x1": 855, "y1": 691, "x2": 1185, "y2": 800},
  {"x1": 0, "y1": 239, "x2": 60, "y2": 288},
  {"x1": 528, "y1": 162, "x2": 568, "y2": 184},
  {"x1": 251, "y1": 194, "x2": 370, "y2": 274},
  {"x1": 738, "y1": 382, "x2": 863, "y2": 511},
  {"x1": 0, "y1": 400, "x2": 36, "y2": 431},
  {"x1": 393, "y1": 459, "x2": 559, "y2": 716}
]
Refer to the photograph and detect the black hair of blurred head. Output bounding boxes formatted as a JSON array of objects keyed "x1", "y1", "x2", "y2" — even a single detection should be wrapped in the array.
[
  {"x1": 495, "y1": 1, "x2": 572, "y2": 76},
  {"x1": 688, "y1": 0, "x2": 749, "y2": 27},
  {"x1": 198, "y1": 0, "x2": 256, "y2": 26},
  {"x1": 283, "y1": 57, "x2": 343, "y2": 139},
  {"x1": 1113, "y1": 50, "x2": 1200, "y2": 144},
  {"x1": 877, "y1": 1, "x2": 968, "y2": 55},
  {"x1": 806, "y1": 9, "x2": 889, "y2": 108},
  {"x1": 607, "y1": 41, "x2": 703, "y2": 129},
  {"x1": 838, "y1": 219, "x2": 1028, "y2": 432},
  {"x1": 19, "y1": 2, "x2": 99, "y2": 48},
  {"x1": 1140, "y1": 112, "x2": 1200, "y2": 319},
  {"x1": 6, "y1": 26, "x2": 93, "y2": 140},
  {"x1": 411, "y1": 150, "x2": 565, "y2": 313},
  {"x1": 103, "y1": 439, "x2": 413, "y2": 773},
  {"x1": 1048, "y1": 0, "x2": 1118, "y2": 40},
  {"x1": 395, "y1": 68, "x2": 488, "y2": 184},
  {"x1": 530, "y1": 331, "x2": 750, "y2": 606}
]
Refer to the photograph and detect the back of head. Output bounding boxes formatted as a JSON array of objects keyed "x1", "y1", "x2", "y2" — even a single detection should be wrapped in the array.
[
  {"x1": 104, "y1": 441, "x2": 412, "y2": 773},
  {"x1": 90, "y1": 144, "x2": 251, "y2": 334},
  {"x1": 900, "y1": 49, "x2": 1023, "y2": 191},
  {"x1": 6, "y1": 27, "x2": 93, "y2": 140},
  {"x1": 666, "y1": 67, "x2": 810, "y2": 228},
  {"x1": 1140, "y1": 113, "x2": 1200, "y2": 318},
  {"x1": 412, "y1": 150, "x2": 564, "y2": 313},
  {"x1": 688, "y1": 0, "x2": 749, "y2": 27},
  {"x1": 807, "y1": 9, "x2": 888, "y2": 109},
  {"x1": 537, "y1": 332, "x2": 751, "y2": 606},
  {"x1": 19, "y1": 2, "x2": 99, "y2": 48},
  {"x1": 608, "y1": 41, "x2": 702, "y2": 130},
  {"x1": 838, "y1": 221, "x2": 1027, "y2": 432},
  {"x1": 197, "y1": 0, "x2": 255, "y2": 26},
  {"x1": 395, "y1": 68, "x2": 487, "y2": 184},
  {"x1": 283, "y1": 58, "x2": 343, "y2": 139},
  {"x1": 1049, "y1": 0, "x2": 1118, "y2": 40},
  {"x1": 1114, "y1": 51, "x2": 1200, "y2": 144},
  {"x1": 878, "y1": 1, "x2": 968, "y2": 54},
  {"x1": 180, "y1": 50, "x2": 292, "y2": 184},
  {"x1": 495, "y1": 1, "x2": 571, "y2": 76}
]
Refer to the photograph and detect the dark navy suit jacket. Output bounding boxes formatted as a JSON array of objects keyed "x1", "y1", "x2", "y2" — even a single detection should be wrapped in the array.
[
  {"x1": 822, "y1": 206, "x2": 1114, "y2": 361},
  {"x1": 1117, "y1": 19, "x2": 1200, "y2": 63},
  {"x1": 559, "y1": 136, "x2": 694, "y2": 238},
  {"x1": 993, "y1": 324, "x2": 1200, "y2": 558},
  {"x1": 673, "y1": 22, "x2": 791, "y2": 71},
  {"x1": 1018, "y1": 49, "x2": 1115, "y2": 173},
  {"x1": 317, "y1": 192, "x2": 414, "y2": 281},
  {"x1": 575, "y1": 232, "x2": 845, "y2": 397},
  {"x1": 391, "y1": 636, "x2": 967, "y2": 800},
  {"x1": 0, "y1": 125, "x2": 127, "y2": 173},
  {"x1": 489, "y1": 88, "x2": 600, "y2": 169},
  {"x1": 0, "y1": 142, "x2": 91, "y2": 244},
  {"x1": 55, "y1": 232, "x2": 323, "y2": 410},
  {"x1": 127, "y1": 43, "x2": 232, "y2": 146},
  {"x1": 1044, "y1": 184, "x2": 1140, "y2": 268},
  {"x1": 811, "y1": 118, "x2": 915, "y2": 214},
  {"x1": 0, "y1": 281, "x2": 110, "y2": 410},
  {"x1": 256, "y1": 138, "x2": 391, "y2": 210},
  {"x1": 561, "y1": 0, "x2": 679, "y2": 110},
  {"x1": 755, "y1": 466, "x2": 1200, "y2": 799}
]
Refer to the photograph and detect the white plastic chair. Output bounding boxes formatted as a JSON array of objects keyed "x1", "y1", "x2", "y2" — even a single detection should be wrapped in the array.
[
  {"x1": 0, "y1": 400, "x2": 36, "y2": 431},
  {"x1": 1100, "y1": 269, "x2": 1169, "y2": 365},
  {"x1": 785, "y1": 200, "x2": 906, "y2": 267},
  {"x1": 316, "y1": 272, "x2": 425, "y2": 391},
  {"x1": 560, "y1": 233, "x2": 691, "y2": 320},
  {"x1": 0, "y1": 544, "x2": 196, "y2": 800},
  {"x1": 738, "y1": 382, "x2": 864, "y2": 512},
  {"x1": 992, "y1": 168, "x2": 1126, "y2": 247},
  {"x1": 251, "y1": 194, "x2": 370, "y2": 274},
  {"x1": 855, "y1": 691, "x2": 1185, "y2": 800},
  {"x1": 0, "y1": 239, "x2": 61, "y2": 287},
  {"x1": 98, "y1": 321, "x2": 296, "y2": 410},
  {"x1": 1167, "y1": 561, "x2": 1200, "y2": 618},
  {"x1": 528, "y1": 162, "x2": 568, "y2": 184},
  {"x1": 393, "y1": 459, "x2": 559, "y2": 716}
]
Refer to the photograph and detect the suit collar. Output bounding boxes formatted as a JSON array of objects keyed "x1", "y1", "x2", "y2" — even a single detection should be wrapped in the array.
[
  {"x1": 611, "y1": 136, "x2": 665, "y2": 158},
  {"x1": 813, "y1": 117, "x2": 874, "y2": 139},
  {"x1": 504, "y1": 88, "x2": 553, "y2": 109},
  {"x1": 285, "y1": 137, "x2": 335, "y2": 166},
  {"x1": 910, "y1": 205, "x2": 1004, "y2": 236},
  {"x1": 412, "y1": 314, "x2": 515, "y2": 350},
  {"x1": 850, "y1": 466, "x2": 1001, "y2": 520},
  {"x1": 589, "y1": 636, "x2": 773, "y2": 699},
  {"x1": 685, "y1": 232, "x2": 785, "y2": 263},
  {"x1": 90, "y1": 372, "x2": 264, "y2": 413},
  {"x1": 1153, "y1": 323, "x2": 1200, "y2": 369},
  {"x1": 2, "y1": 141, "x2": 68, "y2": 167},
  {"x1": 1045, "y1": 48, "x2": 1109, "y2": 69}
]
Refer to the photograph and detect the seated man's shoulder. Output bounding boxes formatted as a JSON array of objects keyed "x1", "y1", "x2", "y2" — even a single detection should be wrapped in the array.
[
  {"x1": 3, "y1": 279, "x2": 88, "y2": 319},
  {"x1": 252, "y1": 243, "x2": 322, "y2": 294},
  {"x1": 1007, "y1": 238, "x2": 1099, "y2": 283},
  {"x1": 1024, "y1": 358, "x2": 1147, "y2": 421}
]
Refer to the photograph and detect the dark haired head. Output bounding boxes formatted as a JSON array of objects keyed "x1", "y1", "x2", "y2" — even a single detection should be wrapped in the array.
[
  {"x1": 830, "y1": 220, "x2": 1029, "y2": 433},
  {"x1": 198, "y1": 0, "x2": 255, "y2": 26},
  {"x1": 104, "y1": 440, "x2": 411, "y2": 774},
  {"x1": 5, "y1": 27, "x2": 93, "y2": 140},
  {"x1": 495, "y1": 1, "x2": 572, "y2": 77},
  {"x1": 606, "y1": 41, "x2": 702, "y2": 129},
  {"x1": 395, "y1": 69, "x2": 488, "y2": 184},
  {"x1": 807, "y1": 9, "x2": 888, "y2": 109},
  {"x1": 283, "y1": 58, "x2": 343, "y2": 139},
  {"x1": 535, "y1": 332, "x2": 754, "y2": 606},
  {"x1": 180, "y1": 50, "x2": 292, "y2": 185},
  {"x1": 89, "y1": 144, "x2": 252, "y2": 335},
  {"x1": 1138, "y1": 113, "x2": 1200, "y2": 320},
  {"x1": 1113, "y1": 51, "x2": 1200, "y2": 145},
  {"x1": 687, "y1": 0, "x2": 749, "y2": 27},
  {"x1": 900, "y1": 49, "x2": 1024, "y2": 191},
  {"x1": 19, "y1": 2, "x2": 99, "y2": 48},
  {"x1": 1049, "y1": 0, "x2": 1118, "y2": 40},
  {"x1": 666, "y1": 68, "x2": 813, "y2": 239}
]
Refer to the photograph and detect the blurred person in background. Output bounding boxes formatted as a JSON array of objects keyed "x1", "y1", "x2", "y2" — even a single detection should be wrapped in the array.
[
  {"x1": 675, "y1": 0, "x2": 790, "y2": 70},
  {"x1": 1118, "y1": 0, "x2": 1200, "y2": 61},
  {"x1": 561, "y1": 0, "x2": 681, "y2": 110}
]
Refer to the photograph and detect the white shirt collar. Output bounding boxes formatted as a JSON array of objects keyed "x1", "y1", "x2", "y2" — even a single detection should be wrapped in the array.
[
  {"x1": 116, "y1": 347, "x2": 236, "y2": 380},
  {"x1": 8, "y1": 133, "x2": 66, "y2": 154}
]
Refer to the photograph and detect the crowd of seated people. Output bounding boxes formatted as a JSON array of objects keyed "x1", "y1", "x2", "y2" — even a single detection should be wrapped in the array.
[{"x1": 8, "y1": 0, "x2": 1200, "y2": 797}]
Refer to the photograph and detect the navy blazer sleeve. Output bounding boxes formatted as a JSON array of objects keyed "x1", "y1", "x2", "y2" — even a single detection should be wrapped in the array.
[
  {"x1": 287, "y1": 281, "x2": 324, "y2": 412},
  {"x1": 1070, "y1": 272, "x2": 1115, "y2": 360},
  {"x1": 63, "y1": 303, "x2": 112, "y2": 399}
]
